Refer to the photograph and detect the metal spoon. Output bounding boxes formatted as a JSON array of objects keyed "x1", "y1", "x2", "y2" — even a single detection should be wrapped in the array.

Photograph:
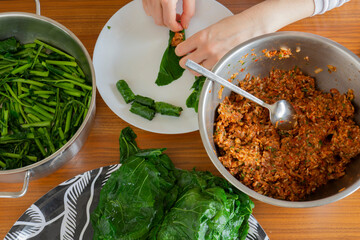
[{"x1": 185, "y1": 60, "x2": 296, "y2": 130}]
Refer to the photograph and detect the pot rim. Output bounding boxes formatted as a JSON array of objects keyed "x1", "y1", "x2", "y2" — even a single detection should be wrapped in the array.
[
  {"x1": 0, "y1": 12, "x2": 96, "y2": 175},
  {"x1": 198, "y1": 31, "x2": 360, "y2": 207}
]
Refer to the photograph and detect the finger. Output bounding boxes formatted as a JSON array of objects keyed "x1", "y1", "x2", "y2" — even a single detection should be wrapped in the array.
[
  {"x1": 142, "y1": 0, "x2": 150, "y2": 16},
  {"x1": 181, "y1": 0, "x2": 196, "y2": 29},
  {"x1": 152, "y1": 0, "x2": 164, "y2": 26},
  {"x1": 200, "y1": 57, "x2": 219, "y2": 71},
  {"x1": 175, "y1": 33, "x2": 201, "y2": 57},
  {"x1": 162, "y1": 0, "x2": 183, "y2": 32},
  {"x1": 179, "y1": 51, "x2": 206, "y2": 76}
]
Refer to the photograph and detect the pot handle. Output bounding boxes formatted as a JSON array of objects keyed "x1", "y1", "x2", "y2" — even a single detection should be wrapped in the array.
[
  {"x1": 0, "y1": 171, "x2": 30, "y2": 198},
  {"x1": 35, "y1": 0, "x2": 41, "y2": 15}
]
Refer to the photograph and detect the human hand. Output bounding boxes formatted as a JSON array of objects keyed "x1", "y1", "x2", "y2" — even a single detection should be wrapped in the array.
[
  {"x1": 142, "y1": 0, "x2": 195, "y2": 31},
  {"x1": 175, "y1": 0, "x2": 314, "y2": 76},
  {"x1": 175, "y1": 14, "x2": 260, "y2": 76}
]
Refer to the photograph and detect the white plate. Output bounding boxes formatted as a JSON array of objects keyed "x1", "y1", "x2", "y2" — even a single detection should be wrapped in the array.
[{"x1": 93, "y1": 0, "x2": 233, "y2": 134}]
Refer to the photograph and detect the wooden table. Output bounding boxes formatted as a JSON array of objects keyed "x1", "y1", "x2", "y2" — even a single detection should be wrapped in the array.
[{"x1": 1, "y1": 0, "x2": 360, "y2": 239}]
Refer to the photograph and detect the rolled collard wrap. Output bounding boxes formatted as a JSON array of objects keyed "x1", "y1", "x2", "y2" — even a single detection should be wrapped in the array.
[
  {"x1": 116, "y1": 79, "x2": 135, "y2": 104},
  {"x1": 134, "y1": 95, "x2": 155, "y2": 109},
  {"x1": 130, "y1": 102, "x2": 155, "y2": 120},
  {"x1": 155, "y1": 101, "x2": 183, "y2": 117}
]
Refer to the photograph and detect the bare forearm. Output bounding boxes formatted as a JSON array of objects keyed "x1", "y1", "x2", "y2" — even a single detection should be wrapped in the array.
[{"x1": 232, "y1": 0, "x2": 315, "y2": 37}]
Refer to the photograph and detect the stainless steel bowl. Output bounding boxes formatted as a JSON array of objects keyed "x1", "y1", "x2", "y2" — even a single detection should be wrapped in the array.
[
  {"x1": 0, "y1": 3, "x2": 96, "y2": 197},
  {"x1": 199, "y1": 31, "x2": 360, "y2": 208}
]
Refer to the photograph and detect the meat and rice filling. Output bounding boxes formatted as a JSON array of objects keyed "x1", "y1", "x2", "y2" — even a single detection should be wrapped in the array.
[{"x1": 214, "y1": 68, "x2": 360, "y2": 201}]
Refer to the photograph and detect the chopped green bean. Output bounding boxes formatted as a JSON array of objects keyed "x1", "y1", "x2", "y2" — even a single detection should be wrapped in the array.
[
  {"x1": 34, "y1": 39, "x2": 75, "y2": 60},
  {"x1": 33, "y1": 105, "x2": 54, "y2": 120},
  {"x1": 33, "y1": 90, "x2": 55, "y2": 95},
  {"x1": 27, "y1": 113, "x2": 41, "y2": 122},
  {"x1": 11, "y1": 63, "x2": 32, "y2": 75},
  {"x1": 1, "y1": 109, "x2": 9, "y2": 135},
  {"x1": 45, "y1": 60, "x2": 77, "y2": 67},
  {"x1": 64, "y1": 89, "x2": 83, "y2": 97},
  {"x1": 21, "y1": 121, "x2": 51, "y2": 128},
  {"x1": 24, "y1": 107, "x2": 50, "y2": 121},
  {"x1": 58, "y1": 127, "x2": 65, "y2": 140},
  {"x1": 64, "y1": 107, "x2": 72, "y2": 134},
  {"x1": 29, "y1": 70, "x2": 49, "y2": 77},
  {"x1": 43, "y1": 128, "x2": 56, "y2": 153},
  {"x1": 23, "y1": 43, "x2": 36, "y2": 48},
  {"x1": 31, "y1": 45, "x2": 43, "y2": 69},
  {"x1": 13, "y1": 78, "x2": 46, "y2": 87}
]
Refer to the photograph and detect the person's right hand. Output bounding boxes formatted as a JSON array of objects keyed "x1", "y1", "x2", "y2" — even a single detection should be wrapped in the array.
[
  {"x1": 175, "y1": 0, "x2": 315, "y2": 76},
  {"x1": 142, "y1": 0, "x2": 195, "y2": 31}
]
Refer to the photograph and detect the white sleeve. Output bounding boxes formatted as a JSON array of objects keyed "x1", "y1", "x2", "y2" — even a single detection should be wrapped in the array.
[{"x1": 312, "y1": 0, "x2": 350, "y2": 16}]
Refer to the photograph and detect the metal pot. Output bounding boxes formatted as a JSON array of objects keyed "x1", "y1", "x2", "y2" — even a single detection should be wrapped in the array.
[
  {"x1": 199, "y1": 31, "x2": 360, "y2": 207},
  {"x1": 0, "y1": 0, "x2": 96, "y2": 197}
]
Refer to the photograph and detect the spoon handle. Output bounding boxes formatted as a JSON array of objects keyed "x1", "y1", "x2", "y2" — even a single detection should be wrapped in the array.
[{"x1": 185, "y1": 60, "x2": 270, "y2": 109}]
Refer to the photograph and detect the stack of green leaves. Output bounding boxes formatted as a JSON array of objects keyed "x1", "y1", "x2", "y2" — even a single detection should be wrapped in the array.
[
  {"x1": 0, "y1": 37, "x2": 92, "y2": 170},
  {"x1": 91, "y1": 127, "x2": 254, "y2": 239},
  {"x1": 116, "y1": 79, "x2": 183, "y2": 120}
]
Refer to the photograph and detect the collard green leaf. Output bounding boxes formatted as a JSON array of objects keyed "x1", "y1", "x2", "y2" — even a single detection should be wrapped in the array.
[
  {"x1": 155, "y1": 170, "x2": 253, "y2": 240},
  {"x1": 186, "y1": 76, "x2": 206, "y2": 112},
  {"x1": 155, "y1": 31, "x2": 185, "y2": 86},
  {"x1": 119, "y1": 126, "x2": 139, "y2": 163},
  {"x1": 134, "y1": 148, "x2": 166, "y2": 158}
]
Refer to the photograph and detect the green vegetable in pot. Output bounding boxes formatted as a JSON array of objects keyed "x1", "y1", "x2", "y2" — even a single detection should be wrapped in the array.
[
  {"x1": 0, "y1": 37, "x2": 92, "y2": 170},
  {"x1": 186, "y1": 76, "x2": 206, "y2": 112},
  {"x1": 155, "y1": 30, "x2": 185, "y2": 86},
  {"x1": 155, "y1": 101, "x2": 183, "y2": 117},
  {"x1": 91, "y1": 127, "x2": 254, "y2": 240},
  {"x1": 134, "y1": 94, "x2": 155, "y2": 109},
  {"x1": 0, "y1": 37, "x2": 19, "y2": 53},
  {"x1": 129, "y1": 102, "x2": 156, "y2": 120},
  {"x1": 116, "y1": 79, "x2": 135, "y2": 103}
]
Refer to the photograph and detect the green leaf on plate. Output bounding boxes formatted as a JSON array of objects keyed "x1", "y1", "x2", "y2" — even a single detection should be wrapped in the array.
[
  {"x1": 155, "y1": 30, "x2": 185, "y2": 86},
  {"x1": 186, "y1": 76, "x2": 206, "y2": 112}
]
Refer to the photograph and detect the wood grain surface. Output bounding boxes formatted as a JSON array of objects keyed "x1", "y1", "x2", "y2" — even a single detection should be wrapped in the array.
[{"x1": 1, "y1": 0, "x2": 360, "y2": 239}]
